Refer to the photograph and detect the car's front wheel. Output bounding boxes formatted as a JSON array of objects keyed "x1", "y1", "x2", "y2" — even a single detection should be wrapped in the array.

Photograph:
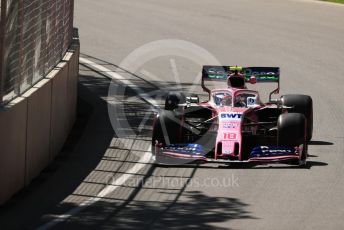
[
  {"x1": 151, "y1": 110, "x2": 181, "y2": 155},
  {"x1": 277, "y1": 113, "x2": 307, "y2": 166}
]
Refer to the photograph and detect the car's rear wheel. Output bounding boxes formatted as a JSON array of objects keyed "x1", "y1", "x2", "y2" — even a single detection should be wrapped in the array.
[
  {"x1": 277, "y1": 113, "x2": 307, "y2": 166},
  {"x1": 281, "y1": 94, "x2": 313, "y2": 141}
]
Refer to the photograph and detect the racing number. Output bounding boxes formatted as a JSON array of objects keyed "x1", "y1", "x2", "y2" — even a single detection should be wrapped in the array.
[{"x1": 223, "y1": 133, "x2": 236, "y2": 140}]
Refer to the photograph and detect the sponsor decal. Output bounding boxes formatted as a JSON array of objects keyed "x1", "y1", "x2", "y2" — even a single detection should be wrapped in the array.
[
  {"x1": 250, "y1": 146, "x2": 295, "y2": 157},
  {"x1": 220, "y1": 112, "x2": 243, "y2": 120},
  {"x1": 208, "y1": 74, "x2": 227, "y2": 80},
  {"x1": 208, "y1": 68, "x2": 226, "y2": 75},
  {"x1": 223, "y1": 122, "x2": 239, "y2": 129},
  {"x1": 163, "y1": 144, "x2": 205, "y2": 155},
  {"x1": 247, "y1": 97, "x2": 256, "y2": 106},
  {"x1": 258, "y1": 146, "x2": 293, "y2": 153}
]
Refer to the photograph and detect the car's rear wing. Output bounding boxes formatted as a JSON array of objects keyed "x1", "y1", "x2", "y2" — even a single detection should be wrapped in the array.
[{"x1": 201, "y1": 66, "x2": 280, "y2": 101}]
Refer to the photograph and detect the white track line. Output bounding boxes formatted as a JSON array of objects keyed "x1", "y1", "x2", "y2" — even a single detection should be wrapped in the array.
[
  {"x1": 37, "y1": 57, "x2": 154, "y2": 230},
  {"x1": 80, "y1": 57, "x2": 159, "y2": 107}
]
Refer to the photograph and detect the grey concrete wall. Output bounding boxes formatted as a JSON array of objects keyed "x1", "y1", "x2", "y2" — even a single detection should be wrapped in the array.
[
  {"x1": 23, "y1": 79, "x2": 52, "y2": 185},
  {"x1": 0, "y1": 38, "x2": 80, "y2": 204},
  {"x1": 66, "y1": 45, "x2": 80, "y2": 131},
  {"x1": 0, "y1": 97, "x2": 27, "y2": 204},
  {"x1": 48, "y1": 62, "x2": 69, "y2": 159}
]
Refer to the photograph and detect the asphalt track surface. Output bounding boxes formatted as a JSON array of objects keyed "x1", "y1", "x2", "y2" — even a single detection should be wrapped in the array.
[{"x1": 1, "y1": 0, "x2": 344, "y2": 229}]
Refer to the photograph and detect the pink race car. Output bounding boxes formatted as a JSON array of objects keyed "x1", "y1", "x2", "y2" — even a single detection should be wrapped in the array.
[{"x1": 152, "y1": 66, "x2": 313, "y2": 166}]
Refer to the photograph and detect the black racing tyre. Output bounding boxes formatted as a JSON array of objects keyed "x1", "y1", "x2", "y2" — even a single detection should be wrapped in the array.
[
  {"x1": 165, "y1": 92, "x2": 186, "y2": 110},
  {"x1": 277, "y1": 113, "x2": 307, "y2": 163},
  {"x1": 278, "y1": 113, "x2": 306, "y2": 146},
  {"x1": 151, "y1": 110, "x2": 181, "y2": 155},
  {"x1": 281, "y1": 94, "x2": 313, "y2": 141}
]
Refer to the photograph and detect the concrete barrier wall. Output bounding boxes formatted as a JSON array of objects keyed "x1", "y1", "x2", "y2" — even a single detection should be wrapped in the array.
[
  {"x1": 0, "y1": 97, "x2": 27, "y2": 203},
  {"x1": 23, "y1": 79, "x2": 52, "y2": 185},
  {"x1": 0, "y1": 37, "x2": 80, "y2": 204},
  {"x1": 65, "y1": 44, "x2": 80, "y2": 131},
  {"x1": 49, "y1": 62, "x2": 69, "y2": 159}
]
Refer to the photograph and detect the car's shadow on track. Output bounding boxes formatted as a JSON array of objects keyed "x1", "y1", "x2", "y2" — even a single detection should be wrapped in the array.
[
  {"x1": 155, "y1": 160, "x2": 328, "y2": 170},
  {"x1": 309, "y1": 140, "x2": 333, "y2": 146},
  {"x1": 235, "y1": 160, "x2": 328, "y2": 170},
  {"x1": 155, "y1": 139, "x2": 332, "y2": 170}
]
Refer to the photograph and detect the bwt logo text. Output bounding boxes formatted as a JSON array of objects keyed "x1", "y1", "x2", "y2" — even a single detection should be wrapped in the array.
[{"x1": 220, "y1": 113, "x2": 243, "y2": 119}]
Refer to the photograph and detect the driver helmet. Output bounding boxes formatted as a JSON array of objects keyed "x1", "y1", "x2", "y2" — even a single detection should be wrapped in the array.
[
  {"x1": 227, "y1": 73, "x2": 246, "y2": 89},
  {"x1": 220, "y1": 95, "x2": 232, "y2": 106}
]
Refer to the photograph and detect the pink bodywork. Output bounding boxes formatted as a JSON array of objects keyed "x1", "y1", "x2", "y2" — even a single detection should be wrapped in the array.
[
  {"x1": 200, "y1": 87, "x2": 259, "y2": 160},
  {"x1": 197, "y1": 87, "x2": 300, "y2": 162}
]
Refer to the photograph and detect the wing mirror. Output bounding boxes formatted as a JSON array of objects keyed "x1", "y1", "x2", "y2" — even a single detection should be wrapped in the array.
[{"x1": 269, "y1": 98, "x2": 282, "y2": 107}]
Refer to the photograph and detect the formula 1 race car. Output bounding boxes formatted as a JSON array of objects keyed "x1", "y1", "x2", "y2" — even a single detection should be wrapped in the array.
[{"x1": 152, "y1": 66, "x2": 313, "y2": 166}]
